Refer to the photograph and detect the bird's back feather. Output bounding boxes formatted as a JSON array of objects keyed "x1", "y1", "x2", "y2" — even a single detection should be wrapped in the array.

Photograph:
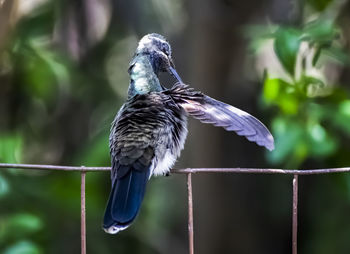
[{"x1": 104, "y1": 92, "x2": 188, "y2": 234}]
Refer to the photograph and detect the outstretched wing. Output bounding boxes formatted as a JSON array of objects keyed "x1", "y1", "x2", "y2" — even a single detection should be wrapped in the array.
[{"x1": 166, "y1": 83, "x2": 274, "y2": 151}]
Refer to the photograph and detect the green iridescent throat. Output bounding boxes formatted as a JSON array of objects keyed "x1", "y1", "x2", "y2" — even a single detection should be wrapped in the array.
[{"x1": 128, "y1": 55, "x2": 162, "y2": 98}]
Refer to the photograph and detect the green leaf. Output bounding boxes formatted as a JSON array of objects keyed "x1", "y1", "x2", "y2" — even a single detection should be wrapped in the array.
[
  {"x1": 8, "y1": 213, "x2": 43, "y2": 233},
  {"x1": 279, "y1": 95, "x2": 299, "y2": 114},
  {"x1": 312, "y1": 46, "x2": 322, "y2": 66},
  {"x1": 303, "y1": 19, "x2": 337, "y2": 44},
  {"x1": 267, "y1": 117, "x2": 305, "y2": 164},
  {"x1": 323, "y1": 47, "x2": 350, "y2": 65},
  {"x1": 263, "y1": 78, "x2": 280, "y2": 102},
  {"x1": 244, "y1": 25, "x2": 276, "y2": 40},
  {"x1": 307, "y1": 123, "x2": 337, "y2": 156},
  {"x1": 4, "y1": 241, "x2": 41, "y2": 254},
  {"x1": 263, "y1": 77, "x2": 299, "y2": 114},
  {"x1": 339, "y1": 100, "x2": 350, "y2": 117},
  {"x1": 299, "y1": 76, "x2": 326, "y2": 97},
  {"x1": 263, "y1": 78, "x2": 292, "y2": 102},
  {"x1": 329, "y1": 100, "x2": 350, "y2": 135},
  {"x1": 244, "y1": 25, "x2": 276, "y2": 52},
  {"x1": 0, "y1": 133, "x2": 22, "y2": 163},
  {"x1": 306, "y1": 0, "x2": 334, "y2": 11},
  {"x1": 274, "y1": 28, "x2": 301, "y2": 76},
  {"x1": 0, "y1": 174, "x2": 10, "y2": 198}
]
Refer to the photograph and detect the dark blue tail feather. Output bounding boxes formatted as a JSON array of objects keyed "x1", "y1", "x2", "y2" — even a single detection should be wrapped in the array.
[{"x1": 103, "y1": 166, "x2": 150, "y2": 234}]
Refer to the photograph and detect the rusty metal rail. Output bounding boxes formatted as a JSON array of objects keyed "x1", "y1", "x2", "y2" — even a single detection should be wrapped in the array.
[{"x1": 1, "y1": 163, "x2": 350, "y2": 254}]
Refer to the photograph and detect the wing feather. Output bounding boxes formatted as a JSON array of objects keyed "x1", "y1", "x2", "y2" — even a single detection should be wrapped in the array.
[{"x1": 166, "y1": 83, "x2": 274, "y2": 151}]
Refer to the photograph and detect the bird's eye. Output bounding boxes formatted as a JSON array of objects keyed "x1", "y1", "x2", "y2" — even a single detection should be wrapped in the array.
[{"x1": 161, "y1": 43, "x2": 170, "y2": 56}]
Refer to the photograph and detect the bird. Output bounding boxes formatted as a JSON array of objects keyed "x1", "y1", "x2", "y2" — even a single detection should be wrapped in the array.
[{"x1": 103, "y1": 33, "x2": 274, "y2": 234}]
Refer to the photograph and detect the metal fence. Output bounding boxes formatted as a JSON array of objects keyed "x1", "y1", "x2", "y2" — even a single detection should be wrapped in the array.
[{"x1": 1, "y1": 163, "x2": 350, "y2": 254}]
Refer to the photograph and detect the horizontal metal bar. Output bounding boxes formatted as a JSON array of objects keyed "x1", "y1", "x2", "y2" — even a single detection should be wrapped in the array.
[
  {"x1": 0, "y1": 163, "x2": 110, "y2": 171},
  {"x1": 174, "y1": 168, "x2": 350, "y2": 175},
  {"x1": 1, "y1": 163, "x2": 350, "y2": 175}
]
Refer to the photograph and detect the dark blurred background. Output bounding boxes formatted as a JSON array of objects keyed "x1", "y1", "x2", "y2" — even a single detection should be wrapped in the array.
[{"x1": 1, "y1": 0, "x2": 350, "y2": 253}]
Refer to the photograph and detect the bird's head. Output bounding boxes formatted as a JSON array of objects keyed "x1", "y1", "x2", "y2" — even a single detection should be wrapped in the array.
[{"x1": 132, "y1": 33, "x2": 183, "y2": 83}]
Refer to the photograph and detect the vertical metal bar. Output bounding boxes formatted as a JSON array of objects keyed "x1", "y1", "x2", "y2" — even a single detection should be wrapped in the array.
[
  {"x1": 81, "y1": 171, "x2": 86, "y2": 254},
  {"x1": 292, "y1": 174, "x2": 298, "y2": 254},
  {"x1": 187, "y1": 173, "x2": 194, "y2": 254}
]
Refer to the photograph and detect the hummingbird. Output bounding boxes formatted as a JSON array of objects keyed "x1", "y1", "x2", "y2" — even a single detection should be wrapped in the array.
[{"x1": 103, "y1": 33, "x2": 274, "y2": 234}]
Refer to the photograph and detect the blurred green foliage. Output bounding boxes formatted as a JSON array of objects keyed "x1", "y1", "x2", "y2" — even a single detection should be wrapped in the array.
[
  {"x1": 3, "y1": 241, "x2": 41, "y2": 254},
  {"x1": 252, "y1": 17, "x2": 350, "y2": 168},
  {"x1": 0, "y1": 0, "x2": 350, "y2": 253},
  {"x1": 248, "y1": 1, "x2": 350, "y2": 252},
  {"x1": 0, "y1": 0, "x2": 187, "y2": 253}
]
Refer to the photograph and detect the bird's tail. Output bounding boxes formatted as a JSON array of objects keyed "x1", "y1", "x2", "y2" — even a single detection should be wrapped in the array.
[{"x1": 103, "y1": 167, "x2": 150, "y2": 234}]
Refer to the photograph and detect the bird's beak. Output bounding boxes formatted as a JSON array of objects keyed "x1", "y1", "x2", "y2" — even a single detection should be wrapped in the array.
[{"x1": 168, "y1": 59, "x2": 183, "y2": 83}]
